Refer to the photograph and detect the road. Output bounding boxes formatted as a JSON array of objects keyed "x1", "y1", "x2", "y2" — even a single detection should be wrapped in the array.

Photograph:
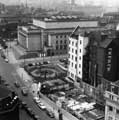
[{"x1": 0, "y1": 55, "x2": 56, "y2": 120}]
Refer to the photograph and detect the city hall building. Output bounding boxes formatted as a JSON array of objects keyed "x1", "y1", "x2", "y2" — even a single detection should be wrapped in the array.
[{"x1": 18, "y1": 15, "x2": 98, "y2": 55}]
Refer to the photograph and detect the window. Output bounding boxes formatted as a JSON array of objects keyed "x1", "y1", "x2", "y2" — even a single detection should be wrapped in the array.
[
  {"x1": 72, "y1": 63, "x2": 73, "y2": 67},
  {"x1": 79, "y1": 56, "x2": 81, "y2": 60},
  {"x1": 75, "y1": 57, "x2": 77, "y2": 61},
  {"x1": 72, "y1": 55, "x2": 74, "y2": 60},
  {"x1": 108, "y1": 106, "x2": 113, "y2": 111},
  {"x1": 60, "y1": 40, "x2": 62, "y2": 44},
  {"x1": 60, "y1": 35, "x2": 62, "y2": 38},
  {"x1": 72, "y1": 41, "x2": 74, "y2": 46},
  {"x1": 64, "y1": 40, "x2": 67, "y2": 44},
  {"x1": 56, "y1": 35, "x2": 58, "y2": 38},
  {"x1": 56, "y1": 46, "x2": 58, "y2": 50},
  {"x1": 72, "y1": 48, "x2": 74, "y2": 53},
  {"x1": 116, "y1": 109, "x2": 119, "y2": 114},
  {"x1": 75, "y1": 50, "x2": 77, "y2": 54},
  {"x1": 76, "y1": 42, "x2": 77, "y2": 47},
  {"x1": 80, "y1": 49, "x2": 81, "y2": 53},
  {"x1": 64, "y1": 35, "x2": 67, "y2": 38},
  {"x1": 56, "y1": 40, "x2": 58, "y2": 44},
  {"x1": 79, "y1": 71, "x2": 81, "y2": 74},
  {"x1": 79, "y1": 64, "x2": 81, "y2": 68},
  {"x1": 75, "y1": 64, "x2": 77, "y2": 69},
  {"x1": 60, "y1": 45, "x2": 62, "y2": 49},
  {"x1": 80, "y1": 40, "x2": 82, "y2": 44},
  {"x1": 64, "y1": 45, "x2": 67, "y2": 49}
]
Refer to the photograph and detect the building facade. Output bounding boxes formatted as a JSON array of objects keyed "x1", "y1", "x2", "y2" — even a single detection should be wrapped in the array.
[
  {"x1": 32, "y1": 16, "x2": 98, "y2": 55},
  {"x1": 0, "y1": 85, "x2": 19, "y2": 120},
  {"x1": 18, "y1": 25, "x2": 42, "y2": 51}
]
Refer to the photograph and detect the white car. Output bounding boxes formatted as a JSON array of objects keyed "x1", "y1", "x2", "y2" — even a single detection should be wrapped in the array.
[
  {"x1": 38, "y1": 102, "x2": 46, "y2": 110},
  {"x1": 34, "y1": 97, "x2": 41, "y2": 104},
  {"x1": 5, "y1": 58, "x2": 8, "y2": 62}
]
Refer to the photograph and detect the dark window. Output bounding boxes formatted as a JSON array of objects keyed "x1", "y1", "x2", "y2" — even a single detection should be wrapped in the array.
[
  {"x1": 56, "y1": 40, "x2": 58, "y2": 44},
  {"x1": 56, "y1": 46, "x2": 58, "y2": 50},
  {"x1": 80, "y1": 40, "x2": 82, "y2": 44},
  {"x1": 56, "y1": 35, "x2": 58, "y2": 38},
  {"x1": 108, "y1": 106, "x2": 113, "y2": 111},
  {"x1": 60, "y1": 40, "x2": 62, "y2": 44},
  {"x1": 64, "y1": 40, "x2": 67, "y2": 44},
  {"x1": 60, "y1": 45, "x2": 62, "y2": 50},
  {"x1": 80, "y1": 49, "x2": 81, "y2": 53},
  {"x1": 75, "y1": 50, "x2": 77, "y2": 54},
  {"x1": 75, "y1": 57, "x2": 77, "y2": 61},
  {"x1": 116, "y1": 109, "x2": 119, "y2": 114}
]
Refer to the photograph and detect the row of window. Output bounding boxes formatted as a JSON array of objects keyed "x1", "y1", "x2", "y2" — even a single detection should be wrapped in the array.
[
  {"x1": 56, "y1": 35, "x2": 67, "y2": 39},
  {"x1": 108, "y1": 105, "x2": 119, "y2": 114},
  {"x1": 56, "y1": 40, "x2": 67, "y2": 44},
  {"x1": 69, "y1": 54, "x2": 82, "y2": 61},
  {"x1": 69, "y1": 40, "x2": 82, "y2": 47},
  {"x1": 56, "y1": 45, "x2": 67, "y2": 50},
  {"x1": 69, "y1": 48, "x2": 82, "y2": 54}
]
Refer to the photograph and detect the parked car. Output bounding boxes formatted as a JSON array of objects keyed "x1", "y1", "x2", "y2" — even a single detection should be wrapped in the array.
[
  {"x1": 43, "y1": 61, "x2": 50, "y2": 64},
  {"x1": 33, "y1": 97, "x2": 41, "y2": 103},
  {"x1": 14, "y1": 81, "x2": 20, "y2": 88},
  {"x1": 46, "y1": 109, "x2": 54, "y2": 118},
  {"x1": 21, "y1": 87, "x2": 28, "y2": 96},
  {"x1": 38, "y1": 102, "x2": 46, "y2": 110},
  {"x1": 4, "y1": 58, "x2": 8, "y2": 63},
  {"x1": 34, "y1": 115, "x2": 40, "y2": 120}
]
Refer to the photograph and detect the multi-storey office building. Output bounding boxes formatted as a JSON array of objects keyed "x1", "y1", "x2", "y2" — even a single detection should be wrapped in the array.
[
  {"x1": 18, "y1": 16, "x2": 98, "y2": 54},
  {"x1": 0, "y1": 85, "x2": 19, "y2": 120},
  {"x1": 68, "y1": 26, "x2": 119, "y2": 104}
]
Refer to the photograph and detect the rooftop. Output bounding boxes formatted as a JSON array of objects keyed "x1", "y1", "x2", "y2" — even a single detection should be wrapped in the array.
[{"x1": 36, "y1": 15, "x2": 98, "y2": 22}]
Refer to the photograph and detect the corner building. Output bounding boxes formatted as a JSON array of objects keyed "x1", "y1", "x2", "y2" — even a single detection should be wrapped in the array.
[{"x1": 0, "y1": 85, "x2": 19, "y2": 120}]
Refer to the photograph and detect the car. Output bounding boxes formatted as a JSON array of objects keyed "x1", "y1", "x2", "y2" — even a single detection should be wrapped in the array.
[
  {"x1": 33, "y1": 97, "x2": 41, "y2": 103},
  {"x1": 14, "y1": 81, "x2": 20, "y2": 88},
  {"x1": 43, "y1": 61, "x2": 50, "y2": 64},
  {"x1": 28, "y1": 63, "x2": 33, "y2": 67},
  {"x1": 46, "y1": 109, "x2": 54, "y2": 118},
  {"x1": 26, "y1": 107, "x2": 34, "y2": 116},
  {"x1": 38, "y1": 102, "x2": 46, "y2": 110},
  {"x1": 4, "y1": 58, "x2": 8, "y2": 63},
  {"x1": 34, "y1": 115, "x2": 40, "y2": 120},
  {"x1": 21, "y1": 87, "x2": 28, "y2": 96}
]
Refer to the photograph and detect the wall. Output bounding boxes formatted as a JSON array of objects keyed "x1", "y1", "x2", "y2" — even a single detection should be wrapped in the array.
[
  {"x1": 33, "y1": 19, "x2": 98, "y2": 29},
  {"x1": 27, "y1": 33, "x2": 42, "y2": 51}
]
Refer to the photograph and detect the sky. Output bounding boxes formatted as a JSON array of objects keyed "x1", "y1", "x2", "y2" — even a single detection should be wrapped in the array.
[{"x1": 1, "y1": 0, "x2": 119, "y2": 7}]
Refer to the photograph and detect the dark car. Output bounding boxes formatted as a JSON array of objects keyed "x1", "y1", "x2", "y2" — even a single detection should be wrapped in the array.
[
  {"x1": 46, "y1": 109, "x2": 54, "y2": 118},
  {"x1": 14, "y1": 81, "x2": 20, "y2": 88}
]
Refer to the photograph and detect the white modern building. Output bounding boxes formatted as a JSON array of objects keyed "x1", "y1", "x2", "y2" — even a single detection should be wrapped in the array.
[{"x1": 67, "y1": 26, "x2": 89, "y2": 83}]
